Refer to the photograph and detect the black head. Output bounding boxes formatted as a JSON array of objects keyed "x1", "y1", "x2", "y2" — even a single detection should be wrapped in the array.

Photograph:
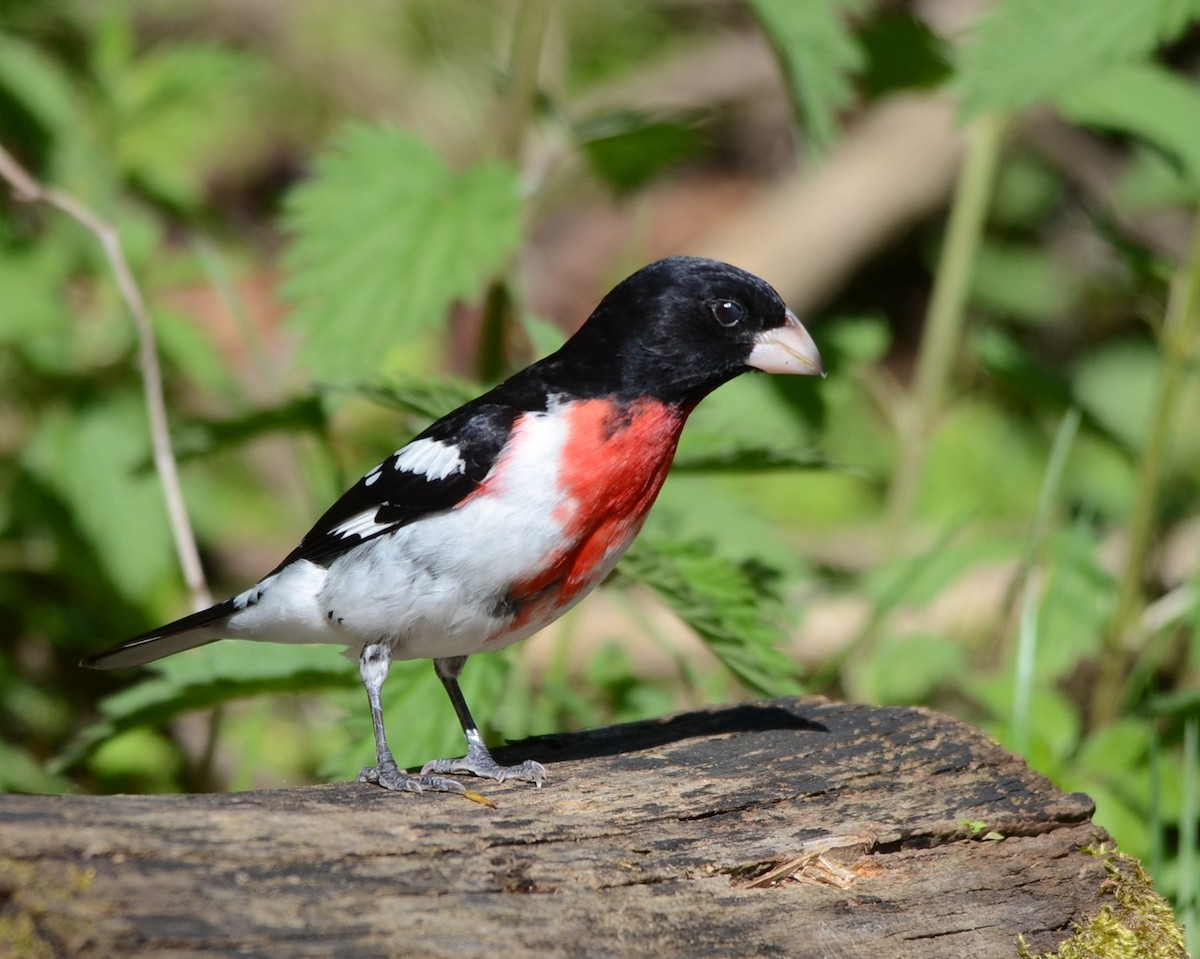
[{"x1": 543, "y1": 256, "x2": 823, "y2": 405}]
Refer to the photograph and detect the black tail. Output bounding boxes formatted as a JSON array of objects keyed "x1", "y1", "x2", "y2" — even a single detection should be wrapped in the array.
[{"x1": 81, "y1": 600, "x2": 238, "y2": 669}]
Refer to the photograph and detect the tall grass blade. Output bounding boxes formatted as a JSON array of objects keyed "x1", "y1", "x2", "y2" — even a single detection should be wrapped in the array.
[{"x1": 1013, "y1": 407, "x2": 1081, "y2": 755}]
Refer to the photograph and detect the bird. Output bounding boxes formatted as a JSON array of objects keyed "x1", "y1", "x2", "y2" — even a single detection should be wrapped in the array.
[{"x1": 82, "y1": 256, "x2": 824, "y2": 796}]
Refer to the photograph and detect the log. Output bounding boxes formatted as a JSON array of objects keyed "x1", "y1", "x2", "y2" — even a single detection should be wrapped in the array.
[{"x1": 0, "y1": 698, "x2": 1184, "y2": 958}]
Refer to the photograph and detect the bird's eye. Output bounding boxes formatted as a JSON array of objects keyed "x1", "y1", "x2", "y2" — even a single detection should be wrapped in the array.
[{"x1": 712, "y1": 300, "x2": 744, "y2": 327}]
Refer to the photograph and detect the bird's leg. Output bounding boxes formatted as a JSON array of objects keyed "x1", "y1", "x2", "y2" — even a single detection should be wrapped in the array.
[
  {"x1": 355, "y1": 643, "x2": 466, "y2": 794},
  {"x1": 420, "y1": 656, "x2": 547, "y2": 786}
]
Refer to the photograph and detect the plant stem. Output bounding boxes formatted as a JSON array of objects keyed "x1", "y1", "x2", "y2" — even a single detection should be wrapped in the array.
[
  {"x1": 0, "y1": 142, "x2": 212, "y2": 612},
  {"x1": 497, "y1": 0, "x2": 551, "y2": 166},
  {"x1": 1094, "y1": 211, "x2": 1200, "y2": 726},
  {"x1": 475, "y1": 0, "x2": 551, "y2": 381},
  {"x1": 1182, "y1": 715, "x2": 1198, "y2": 958},
  {"x1": 884, "y1": 114, "x2": 1006, "y2": 554}
]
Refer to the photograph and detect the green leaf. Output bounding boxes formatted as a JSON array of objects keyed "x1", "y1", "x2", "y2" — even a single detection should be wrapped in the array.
[
  {"x1": 0, "y1": 740, "x2": 69, "y2": 793},
  {"x1": 974, "y1": 327, "x2": 1075, "y2": 404},
  {"x1": 1075, "y1": 718, "x2": 1151, "y2": 776},
  {"x1": 1141, "y1": 688, "x2": 1200, "y2": 719},
  {"x1": 1034, "y1": 525, "x2": 1113, "y2": 682},
  {"x1": 1071, "y1": 338, "x2": 1162, "y2": 455},
  {"x1": 990, "y1": 155, "x2": 1064, "y2": 229},
  {"x1": 748, "y1": 0, "x2": 866, "y2": 153},
  {"x1": 861, "y1": 534, "x2": 1021, "y2": 609},
  {"x1": 858, "y1": 12, "x2": 951, "y2": 98},
  {"x1": 582, "y1": 642, "x2": 678, "y2": 724},
  {"x1": 1055, "y1": 62, "x2": 1200, "y2": 192},
  {"x1": 0, "y1": 232, "x2": 76, "y2": 349},
  {"x1": 114, "y1": 42, "x2": 262, "y2": 210},
  {"x1": 350, "y1": 376, "x2": 482, "y2": 424},
  {"x1": 519, "y1": 311, "x2": 567, "y2": 358},
  {"x1": 169, "y1": 395, "x2": 328, "y2": 464},
  {"x1": 957, "y1": 0, "x2": 1200, "y2": 116},
  {"x1": 820, "y1": 314, "x2": 892, "y2": 366},
  {"x1": 921, "y1": 400, "x2": 1046, "y2": 520},
  {"x1": 1117, "y1": 146, "x2": 1200, "y2": 212},
  {"x1": 0, "y1": 33, "x2": 80, "y2": 140},
  {"x1": 20, "y1": 394, "x2": 176, "y2": 601},
  {"x1": 55, "y1": 643, "x2": 355, "y2": 772},
  {"x1": 671, "y1": 443, "x2": 828, "y2": 473},
  {"x1": 974, "y1": 680, "x2": 1081, "y2": 769},
  {"x1": 153, "y1": 308, "x2": 237, "y2": 396},
  {"x1": 970, "y1": 240, "x2": 1077, "y2": 324},
  {"x1": 849, "y1": 631, "x2": 967, "y2": 706},
  {"x1": 575, "y1": 110, "x2": 707, "y2": 193},
  {"x1": 87, "y1": 727, "x2": 182, "y2": 792},
  {"x1": 282, "y1": 125, "x2": 523, "y2": 379},
  {"x1": 648, "y1": 473, "x2": 812, "y2": 581},
  {"x1": 618, "y1": 537, "x2": 801, "y2": 697}
]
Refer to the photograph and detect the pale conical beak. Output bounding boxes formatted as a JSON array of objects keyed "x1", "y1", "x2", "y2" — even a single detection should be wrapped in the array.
[{"x1": 747, "y1": 309, "x2": 825, "y2": 377}]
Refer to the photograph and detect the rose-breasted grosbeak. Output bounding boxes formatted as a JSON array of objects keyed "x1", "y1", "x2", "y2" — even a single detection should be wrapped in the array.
[{"x1": 83, "y1": 256, "x2": 823, "y2": 795}]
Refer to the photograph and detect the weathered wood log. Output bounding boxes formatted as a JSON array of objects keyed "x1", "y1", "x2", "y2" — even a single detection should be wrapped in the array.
[{"x1": 0, "y1": 698, "x2": 1185, "y2": 958}]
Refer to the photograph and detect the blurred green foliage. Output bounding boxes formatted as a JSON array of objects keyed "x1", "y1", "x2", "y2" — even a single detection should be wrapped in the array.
[{"x1": 1, "y1": 0, "x2": 1198, "y2": 942}]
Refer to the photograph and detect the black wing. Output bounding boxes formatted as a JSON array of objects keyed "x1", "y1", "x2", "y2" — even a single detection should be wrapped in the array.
[{"x1": 273, "y1": 402, "x2": 522, "y2": 570}]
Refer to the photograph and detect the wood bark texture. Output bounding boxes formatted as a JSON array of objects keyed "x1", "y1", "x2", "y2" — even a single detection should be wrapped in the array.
[{"x1": 0, "y1": 698, "x2": 1147, "y2": 958}]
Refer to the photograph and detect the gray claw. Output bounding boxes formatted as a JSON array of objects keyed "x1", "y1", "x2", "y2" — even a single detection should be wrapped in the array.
[
  {"x1": 420, "y1": 740, "x2": 547, "y2": 787},
  {"x1": 358, "y1": 761, "x2": 467, "y2": 795}
]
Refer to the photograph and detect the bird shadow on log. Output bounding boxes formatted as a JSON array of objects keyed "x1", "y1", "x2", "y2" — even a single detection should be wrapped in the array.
[{"x1": 490, "y1": 701, "x2": 829, "y2": 766}]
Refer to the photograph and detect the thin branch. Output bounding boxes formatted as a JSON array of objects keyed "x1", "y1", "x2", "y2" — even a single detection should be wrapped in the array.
[{"x1": 0, "y1": 142, "x2": 212, "y2": 611}]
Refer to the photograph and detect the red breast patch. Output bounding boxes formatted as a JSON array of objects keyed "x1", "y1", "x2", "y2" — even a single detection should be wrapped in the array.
[{"x1": 500, "y1": 398, "x2": 685, "y2": 634}]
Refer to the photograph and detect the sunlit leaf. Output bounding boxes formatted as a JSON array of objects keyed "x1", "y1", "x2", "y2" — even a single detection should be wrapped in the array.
[
  {"x1": 56, "y1": 643, "x2": 355, "y2": 771},
  {"x1": 957, "y1": 0, "x2": 1200, "y2": 116},
  {"x1": 349, "y1": 376, "x2": 482, "y2": 424},
  {"x1": 0, "y1": 740, "x2": 69, "y2": 793},
  {"x1": 114, "y1": 43, "x2": 262, "y2": 210},
  {"x1": 619, "y1": 536, "x2": 801, "y2": 697},
  {"x1": 20, "y1": 394, "x2": 176, "y2": 601},
  {"x1": 1055, "y1": 62, "x2": 1200, "y2": 192},
  {"x1": 748, "y1": 0, "x2": 866, "y2": 153},
  {"x1": 849, "y1": 631, "x2": 967, "y2": 706},
  {"x1": 973, "y1": 679, "x2": 1081, "y2": 769},
  {"x1": 1034, "y1": 525, "x2": 1113, "y2": 681},
  {"x1": 0, "y1": 33, "x2": 80, "y2": 141},
  {"x1": 282, "y1": 125, "x2": 523, "y2": 379}
]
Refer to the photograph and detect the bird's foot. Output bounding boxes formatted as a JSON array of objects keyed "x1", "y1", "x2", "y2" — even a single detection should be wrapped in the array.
[
  {"x1": 357, "y1": 758, "x2": 467, "y2": 795},
  {"x1": 421, "y1": 740, "x2": 546, "y2": 787}
]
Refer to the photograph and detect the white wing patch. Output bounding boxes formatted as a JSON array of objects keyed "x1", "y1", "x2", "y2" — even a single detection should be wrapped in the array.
[
  {"x1": 393, "y1": 438, "x2": 465, "y2": 481},
  {"x1": 332, "y1": 509, "x2": 391, "y2": 540},
  {"x1": 319, "y1": 406, "x2": 577, "y2": 660}
]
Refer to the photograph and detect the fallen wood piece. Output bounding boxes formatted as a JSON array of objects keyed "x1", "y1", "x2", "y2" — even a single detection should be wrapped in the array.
[{"x1": 0, "y1": 698, "x2": 1184, "y2": 958}]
